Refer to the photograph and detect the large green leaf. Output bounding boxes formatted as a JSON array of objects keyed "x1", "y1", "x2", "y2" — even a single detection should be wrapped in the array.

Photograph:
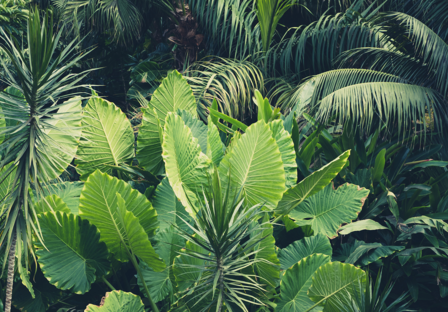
[
  {"x1": 0, "y1": 162, "x2": 16, "y2": 214},
  {"x1": 178, "y1": 109, "x2": 208, "y2": 154},
  {"x1": 338, "y1": 219, "x2": 388, "y2": 235},
  {"x1": 270, "y1": 120, "x2": 297, "y2": 188},
  {"x1": 251, "y1": 216, "x2": 281, "y2": 289},
  {"x1": 151, "y1": 177, "x2": 189, "y2": 232},
  {"x1": 277, "y1": 254, "x2": 331, "y2": 312},
  {"x1": 34, "y1": 194, "x2": 71, "y2": 215},
  {"x1": 276, "y1": 150, "x2": 350, "y2": 215},
  {"x1": 85, "y1": 291, "x2": 144, "y2": 312},
  {"x1": 115, "y1": 193, "x2": 165, "y2": 271},
  {"x1": 79, "y1": 170, "x2": 158, "y2": 259},
  {"x1": 336, "y1": 240, "x2": 404, "y2": 266},
  {"x1": 307, "y1": 262, "x2": 366, "y2": 312},
  {"x1": 34, "y1": 212, "x2": 109, "y2": 294},
  {"x1": 219, "y1": 120, "x2": 286, "y2": 210},
  {"x1": 278, "y1": 234, "x2": 332, "y2": 270},
  {"x1": 41, "y1": 97, "x2": 82, "y2": 181},
  {"x1": 206, "y1": 115, "x2": 225, "y2": 166},
  {"x1": 290, "y1": 183, "x2": 369, "y2": 238},
  {"x1": 138, "y1": 226, "x2": 185, "y2": 303},
  {"x1": 162, "y1": 112, "x2": 211, "y2": 215},
  {"x1": 76, "y1": 97, "x2": 135, "y2": 180},
  {"x1": 136, "y1": 70, "x2": 197, "y2": 173},
  {"x1": 42, "y1": 181, "x2": 83, "y2": 214}
]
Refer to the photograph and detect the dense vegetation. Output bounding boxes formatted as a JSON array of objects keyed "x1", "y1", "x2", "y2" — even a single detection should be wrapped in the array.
[{"x1": 1, "y1": 0, "x2": 448, "y2": 311}]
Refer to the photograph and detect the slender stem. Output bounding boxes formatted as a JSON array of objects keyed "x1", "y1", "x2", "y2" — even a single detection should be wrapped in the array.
[
  {"x1": 125, "y1": 248, "x2": 159, "y2": 312},
  {"x1": 5, "y1": 231, "x2": 17, "y2": 312},
  {"x1": 102, "y1": 276, "x2": 116, "y2": 291}
]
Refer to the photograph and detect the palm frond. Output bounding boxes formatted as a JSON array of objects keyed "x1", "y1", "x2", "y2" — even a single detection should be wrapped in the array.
[
  {"x1": 316, "y1": 82, "x2": 447, "y2": 142},
  {"x1": 388, "y1": 12, "x2": 448, "y2": 97},
  {"x1": 184, "y1": 57, "x2": 264, "y2": 121},
  {"x1": 264, "y1": 12, "x2": 390, "y2": 78},
  {"x1": 187, "y1": 0, "x2": 261, "y2": 60}
]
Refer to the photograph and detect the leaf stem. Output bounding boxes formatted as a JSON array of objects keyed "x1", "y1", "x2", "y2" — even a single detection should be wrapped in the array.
[{"x1": 102, "y1": 276, "x2": 116, "y2": 291}]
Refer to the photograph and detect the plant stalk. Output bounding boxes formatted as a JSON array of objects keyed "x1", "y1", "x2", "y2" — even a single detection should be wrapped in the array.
[
  {"x1": 102, "y1": 276, "x2": 116, "y2": 291},
  {"x1": 5, "y1": 231, "x2": 17, "y2": 312}
]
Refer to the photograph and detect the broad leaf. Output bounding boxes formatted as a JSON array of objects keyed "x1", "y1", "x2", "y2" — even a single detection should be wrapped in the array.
[
  {"x1": 277, "y1": 254, "x2": 331, "y2": 312},
  {"x1": 276, "y1": 150, "x2": 350, "y2": 215},
  {"x1": 41, "y1": 97, "x2": 82, "y2": 181},
  {"x1": 85, "y1": 291, "x2": 144, "y2": 312},
  {"x1": 219, "y1": 120, "x2": 286, "y2": 210},
  {"x1": 178, "y1": 109, "x2": 208, "y2": 153},
  {"x1": 138, "y1": 226, "x2": 185, "y2": 303},
  {"x1": 151, "y1": 177, "x2": 190, "y2": 232},
  {"x1": 338, "y1": 219, "x2": 388, "y2": 235},
  {"x1": 206, "y1": 115, "x2": 225, "y2": 166},
  {"x1": 0, "y1": 162, "x2": 16, "y2": 214},
  {"x1": 34, "y1": 212, "x2": 109, "y2": 294},
  {"x1": 79, "y1": 170, "x2": 158, "y2": 259},
  {"x1": 136, "y1": 70, "x2": 197, "y2": 173},
  {"x1": 76, "y1": 97, "x2": 134, "y2": 180},
  {"x1": 42, "y1": 181, "x2": 83, "y2": 214},
  {"x1": 307, "y1": 262, "x2": 366, "y2": 312},
  {"x1": 290, "y1": 183, "x2": 369, "y2": 238},
  {"x1": 173, "y1": 239, "x2": 206, "y2": 292},
  {"x1": 34, "y1": 195, "x2": 70, "y2": 215},
  {"x1": 278, "y1": 234, "x2": 332, "y2": 270},
  {"x1": 270, "y1": 120, "x2": 297, "y2": 188},
  {"x1": 115, "y1": 193, "x2": 165, "y2": 271},
  {"x1": 162, "y1": 113, "x2": 211, "y2": 215},
  {"x1": 345, "y1": 242, "x2": 404, "y2": 266}
]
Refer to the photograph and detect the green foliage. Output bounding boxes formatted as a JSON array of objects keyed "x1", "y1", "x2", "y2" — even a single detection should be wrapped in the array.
[{"x1": 84, "y1": 291, "x2": 145, "y2": 312}]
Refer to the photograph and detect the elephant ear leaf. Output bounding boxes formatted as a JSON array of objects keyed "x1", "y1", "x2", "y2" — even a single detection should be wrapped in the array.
[
  {"x1": 115, "y1": 193, "x2": 165, "y2": 271},
  {"x1": 34, "y1": 212, "x2": 109, "y2": 294},
  {"x1": 276, "y1": 150, "x2": 350, "y2": 216},
  {"x1": 162, "y1": 112, "x2": 211, "y2": 215},
  {"x1": 79, "y1": 170, "x2": 159, "y2": 261},
  {"x1": 206, "y1": 115, "x2": 225, "y2": 166},
  {"x1": 307, "y1": 262, "x2": 366, "y2": 312},
  {"x1": 137, "y1": 70, "x2": 197, "y2": 173},
  {"x1": 219, "y1": 120, "x2": 286, "y2": 210},
  {"x1": 277, "y1": 254, "x2": 331, "y2": 312},
  {"x1": 76, "y1": 97, "x2": 135, "y2": 180},
  {"x1": 85, "y1": 291, "x2": 144, "y2": 312},
  {"x1": 34, "y1": 194, "x2": 71, "y2": 215},
  {"x1": 290, "y1": 183, "x2": 369, "y2": 238},
  {"x1": 278, "y1": 234, "x2": 332, "y2": 270}
]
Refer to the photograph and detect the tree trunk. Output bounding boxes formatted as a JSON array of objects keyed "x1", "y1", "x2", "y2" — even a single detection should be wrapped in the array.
[{"x1": 5, "y1": 232, "x2": 16, "y2": 312}]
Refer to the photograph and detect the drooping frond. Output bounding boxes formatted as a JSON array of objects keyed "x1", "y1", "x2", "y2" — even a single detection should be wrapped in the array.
[
  {"x1": 274, "y1": 69, "x2": 406, "y2": 112},
  {"x1": 264, "y1": 12, "x2": 390, "y2": 78},
  {"x1": 316, "y1": 82, "x2": 447, "y2": 142},
  {"x1": 187, "y1": 0, "x2": 261, "y2": 60},
  {"x1": 184, "y1": 57, "x2": 264, "y2": 121},
  {"x1": 335, "y1": 48, "x2": 431, "y2": 87},
  {"x1": 388, "y1": 12, "x2": 448, "y2": 97}
]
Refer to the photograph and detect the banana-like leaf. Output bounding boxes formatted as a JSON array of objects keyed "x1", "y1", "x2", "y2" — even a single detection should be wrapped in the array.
[
  {"x1": 138, "y1": 226, "x2": 185, "y2": 303},
  {"x1": 270, "y1": 119, "x2": 297, "y2": 188},
  {"x1": 41, "y1": 97, "x2": 82, "y2": 181},
  {"x1": 79, "y1": 170, "x2": 158, "y2": 260},
  {"x1": 85, "y1": 291, "x2": 144, "y2": 312},
  {"x1": 137, "y1": 70, "x2": 197, "y2": 173},
  {"x1": 277, "y1": 254, "x2": 331, "y2": 312},
  {"x1": 290, "y1": 183, "x2": 369, "y2": 238},
  {"x1": 278, "y1": 234, "x2": 332, "y2": 270},
  {"x1": 219, "y1": 120, "x2": 286, "y2": 210},
  {"x1": 275, "y1": 150, "x2": 350, "y2": 215},
  {"x1": 34, "y1": 212, "x2": 109, "y2": 294},
  {"x1": 151, "y1": 177, "x2": 190, "y2": 233},
  {"x1": 338, "y1": 219, "x2": 388, "y2": 235},
  {"x1": 162, "y1": 113, "x2": 211, "y2": 215},
  {"x1": 307, "y1": 262, "x2": 366, "y2": 312},
  {"x1": 206, "y1": 115, "x2": 225, "y2": 166},
  {"x1": 115, "y1": 193, "x2": 165, "y2": 271},
  {"x1": 76, "y1": 96, "x2": 135, "y2": 180},
  {"x1": 34, "y1": 194, "x2": 70, "y2": 215},
  {"x1": 41, "y1": 182, "x2": 83, "y2": 214}
]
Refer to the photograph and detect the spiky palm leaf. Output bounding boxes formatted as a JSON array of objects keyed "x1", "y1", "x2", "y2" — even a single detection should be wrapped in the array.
[
  {"x1": 0, "y1": 10, "x2": 91, "y2": 312},
  {"x1": 184, "y1": 57, "x2": 264, "y2": 121}
]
